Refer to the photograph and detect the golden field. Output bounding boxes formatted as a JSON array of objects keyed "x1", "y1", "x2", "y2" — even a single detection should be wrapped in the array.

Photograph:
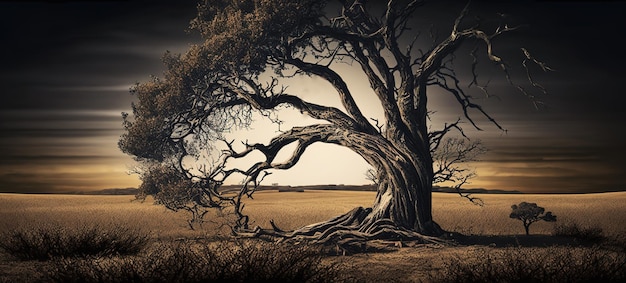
[
  {"x1": 1, "y1": 191, "x2": 626, "y2": 282},
  {"x1": 3, "y1": 191, "x2": 624, "y2": 237}
]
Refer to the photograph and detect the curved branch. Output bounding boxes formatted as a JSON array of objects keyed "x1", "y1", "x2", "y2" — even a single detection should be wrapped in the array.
[
  {"x1": 428, "y1": 118, "x2": 466, "y2": 152},
  {"x1": 236, "y1": 89, "x2": 360, "y2": 130},
  {"x1": 411, "y1": 3, "x2": 547, "y2": 132},
  {"x1": 170, "y1": 124, "x2": 347, "y2": 231},
  {"x1": 431, "y1": 75, "x2": 505, "y2": 131},
  {"x1": 285, "y1": 57, "x2": 377, "y2": 133},
  {"x1": 350, "y1": 41, "x2": 405, "y2": 132},
  {"x1": 383, "y1": 1, "x2": 419, "y2": 119},
  {"x1": 189, "y1": 76, "x2": 362, "y2": 130},
  {"x1": 293, "y1": 6, "x2": 403, "y2": 131},
  {"x1": 415, "y1": 2, "x2": 522, "y2": 83}
]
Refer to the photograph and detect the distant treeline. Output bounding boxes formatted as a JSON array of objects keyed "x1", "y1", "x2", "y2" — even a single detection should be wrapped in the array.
[
  {"x1": 432, "y1": 186, "x2": 522, "y2": 194},
  {"x1": 79, "y1": 188, "x2": 140, "y2": 195},
  {"x1": 82, "y1": 185, "x2": 522, "y2": 195}
]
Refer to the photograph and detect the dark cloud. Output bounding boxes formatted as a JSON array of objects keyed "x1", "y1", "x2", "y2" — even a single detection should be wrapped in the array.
[
  {"x1": 0, "y1": 108, "x2": 132, "y2": 192},
  {"x1": 1, "y1": 1, "x2": 625, "y2": 193},
  {"x1": 0, "y1": 173, "x2": 58, "y2": 194},
  {"x1": 0, "y1": 1, "x2": 199, "y2": 192},
  {"x1": 1, "y1": 0, "x2": 198, "y2": 112},
  {"x1": 471, "y1": 140, "x2": 626, "y2": 193},
  {"x1": 0, "y1": 110, "x2": 123, "y2": 131},
  {"x1": 477, "y1": 174, "x2": 626, "y2": 194},
  {"x1": 3, "y1": 89, "x2": 136, "y2": 111}
]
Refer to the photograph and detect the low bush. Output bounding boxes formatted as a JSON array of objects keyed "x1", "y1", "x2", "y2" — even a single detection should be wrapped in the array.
[
  {"x1": 0, "y1": 224, "x2": 150, "y2": 261},
  {"x1": 553, "y1": 221, "x2": 605, "y2": 244},
  {"x1": 46, "y1": 239, "x2": 347, "y2": 283},
  {"x1": 431, "y1": 246, "x2": 626, "y2": 283}
]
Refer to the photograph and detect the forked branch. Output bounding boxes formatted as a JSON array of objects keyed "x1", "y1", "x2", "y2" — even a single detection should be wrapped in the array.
[{"x1": 181, "y1": 124, "x2": 347, "y2": 230}]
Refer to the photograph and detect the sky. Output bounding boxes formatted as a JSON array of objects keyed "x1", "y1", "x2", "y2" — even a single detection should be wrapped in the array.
[{"x1": 1, "y1": 0, "x2": 626, "y2": 194}]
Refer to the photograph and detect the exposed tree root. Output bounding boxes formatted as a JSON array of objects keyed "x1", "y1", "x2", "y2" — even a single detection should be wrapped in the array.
[{"x1": 235, "y1": 207, "x2": 455, "y2": 254}]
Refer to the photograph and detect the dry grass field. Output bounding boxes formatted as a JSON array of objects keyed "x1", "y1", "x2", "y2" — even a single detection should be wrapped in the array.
[
  {"x1": 1, "y1": 191, "x2": 626, "y2": 282},
  {"x1": 246, "y1": 191, "x2": 626, "y2": 236}
]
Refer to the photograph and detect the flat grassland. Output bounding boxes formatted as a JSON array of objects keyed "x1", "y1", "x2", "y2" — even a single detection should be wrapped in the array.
[{"x1": 1, "y1": 191, "x2": 626, "y2": 282}]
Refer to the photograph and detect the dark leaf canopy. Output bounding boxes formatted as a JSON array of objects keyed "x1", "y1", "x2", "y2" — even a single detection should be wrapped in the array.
[
  {"x1": 510, "y1": 201, "x2": 556, "y2": 222},
  {"x1": 120, "y1": 0, "x2": 328, "y2": 162},
  {"x1": 189, "y1": 0, "x2": 326, "y2": 74}
]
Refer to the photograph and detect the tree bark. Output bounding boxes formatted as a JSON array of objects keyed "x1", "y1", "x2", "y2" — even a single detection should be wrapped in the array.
[
  {"x1": 252, "y1": 127, "x2": 446, "y2": 248},
  {"x1": 361, "y1": 133, "x2": 443, "y2": 236}
]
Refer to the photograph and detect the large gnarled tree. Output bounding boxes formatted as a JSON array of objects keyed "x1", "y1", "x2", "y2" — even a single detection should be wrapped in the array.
[{"x1": 120, "y1": 0, "x2": 550, "y2": 246}]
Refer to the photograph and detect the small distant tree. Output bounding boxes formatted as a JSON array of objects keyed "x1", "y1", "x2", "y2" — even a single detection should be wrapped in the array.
[{"x1": 510, "y1": 202, "x2": 557, "y2": 235}]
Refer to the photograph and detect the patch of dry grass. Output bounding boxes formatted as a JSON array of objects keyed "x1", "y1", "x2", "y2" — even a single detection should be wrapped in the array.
[
  {"x1": 430, "y1": 245, "x2": 626, "y2": 282},
  {"x1": 244, "y1": 190, "x2": 374, "y2": 230},
  {"x1": 0, "y1": 194, "x2": 214, "y2": 240},
  {"x1": 47, "y1": 240, "x2": 346, "y2": 283},
  {"x1": 431, "y1": 192, "x2": 626, "y2": 236},
  {"x1": 0, "y1": 223, "x2": 149, "y2": 260}
]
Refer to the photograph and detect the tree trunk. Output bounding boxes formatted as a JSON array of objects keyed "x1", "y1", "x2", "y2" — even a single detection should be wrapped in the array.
[
  {"x1": 362, "y1": 147, "x2": 442, "y2": 236},
  {"x1": 222, "y1": 125, "x2": 451, "y2": 249},
  {"x1": 251, "y1": 125, "x2": 446, "y2": 247}
]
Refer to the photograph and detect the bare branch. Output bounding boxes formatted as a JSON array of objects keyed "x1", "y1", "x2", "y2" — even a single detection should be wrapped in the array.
[
  {"x1": 186, "y1": 124, "x2": 348, "y2": 229},
  {"x1": 285, "y1": 57, "x2": 376, "y2": 133},
  {"x1": 370, "y1": 117, "x2": 384, "y2": 133},
  {"x1": 520, "y1": 48, "x2": 555, "y2": 109},
  {"x1": 431, "y1": 72, "x2": 506, "y2": 131},
  {"x1": 428, "y1": 118, "x2": 466, "y2": 152},
  {"x1": 432, "y1": 137, "x2": 486, "y2": 185},
  {"x1": 192, "y1": 76, "x2": 361, "y2": 130},
  {"x1": 364, "y1": 168, "x2": 379, "y2": 185},
  {"x1": 453, "y1": 174, "x2": 484, "y2": 206},
  {"x1": 431, "y1": 137, "x2": 485, "y2": 206}
]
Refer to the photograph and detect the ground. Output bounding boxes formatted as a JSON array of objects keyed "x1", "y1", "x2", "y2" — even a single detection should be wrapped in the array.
[{"x1": 1, "y1": 191, "x2": 625, "y2": 282}]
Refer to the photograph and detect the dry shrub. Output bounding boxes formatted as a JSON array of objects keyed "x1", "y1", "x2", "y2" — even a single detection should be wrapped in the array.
[
  {"x1": 46, "y1": 239, "x2": 348, "y2": 283},
  {"x1": 0, "y1": 223, "x2": 150, "y2": 261},
  {"x1": 431, "y1": 246, "x2": 626, "y2": 283},
  {"x1": 553, "y1": 221, "x2": 605, "y2": 244}
]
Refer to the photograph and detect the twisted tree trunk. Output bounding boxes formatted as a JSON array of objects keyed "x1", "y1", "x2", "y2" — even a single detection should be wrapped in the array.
[
  {"x1": 360, "y1": 132, "x2": 441, "y2": 235},
  {"x1": 241, "y1": 127, "x2": 447, "y2": 250}
]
